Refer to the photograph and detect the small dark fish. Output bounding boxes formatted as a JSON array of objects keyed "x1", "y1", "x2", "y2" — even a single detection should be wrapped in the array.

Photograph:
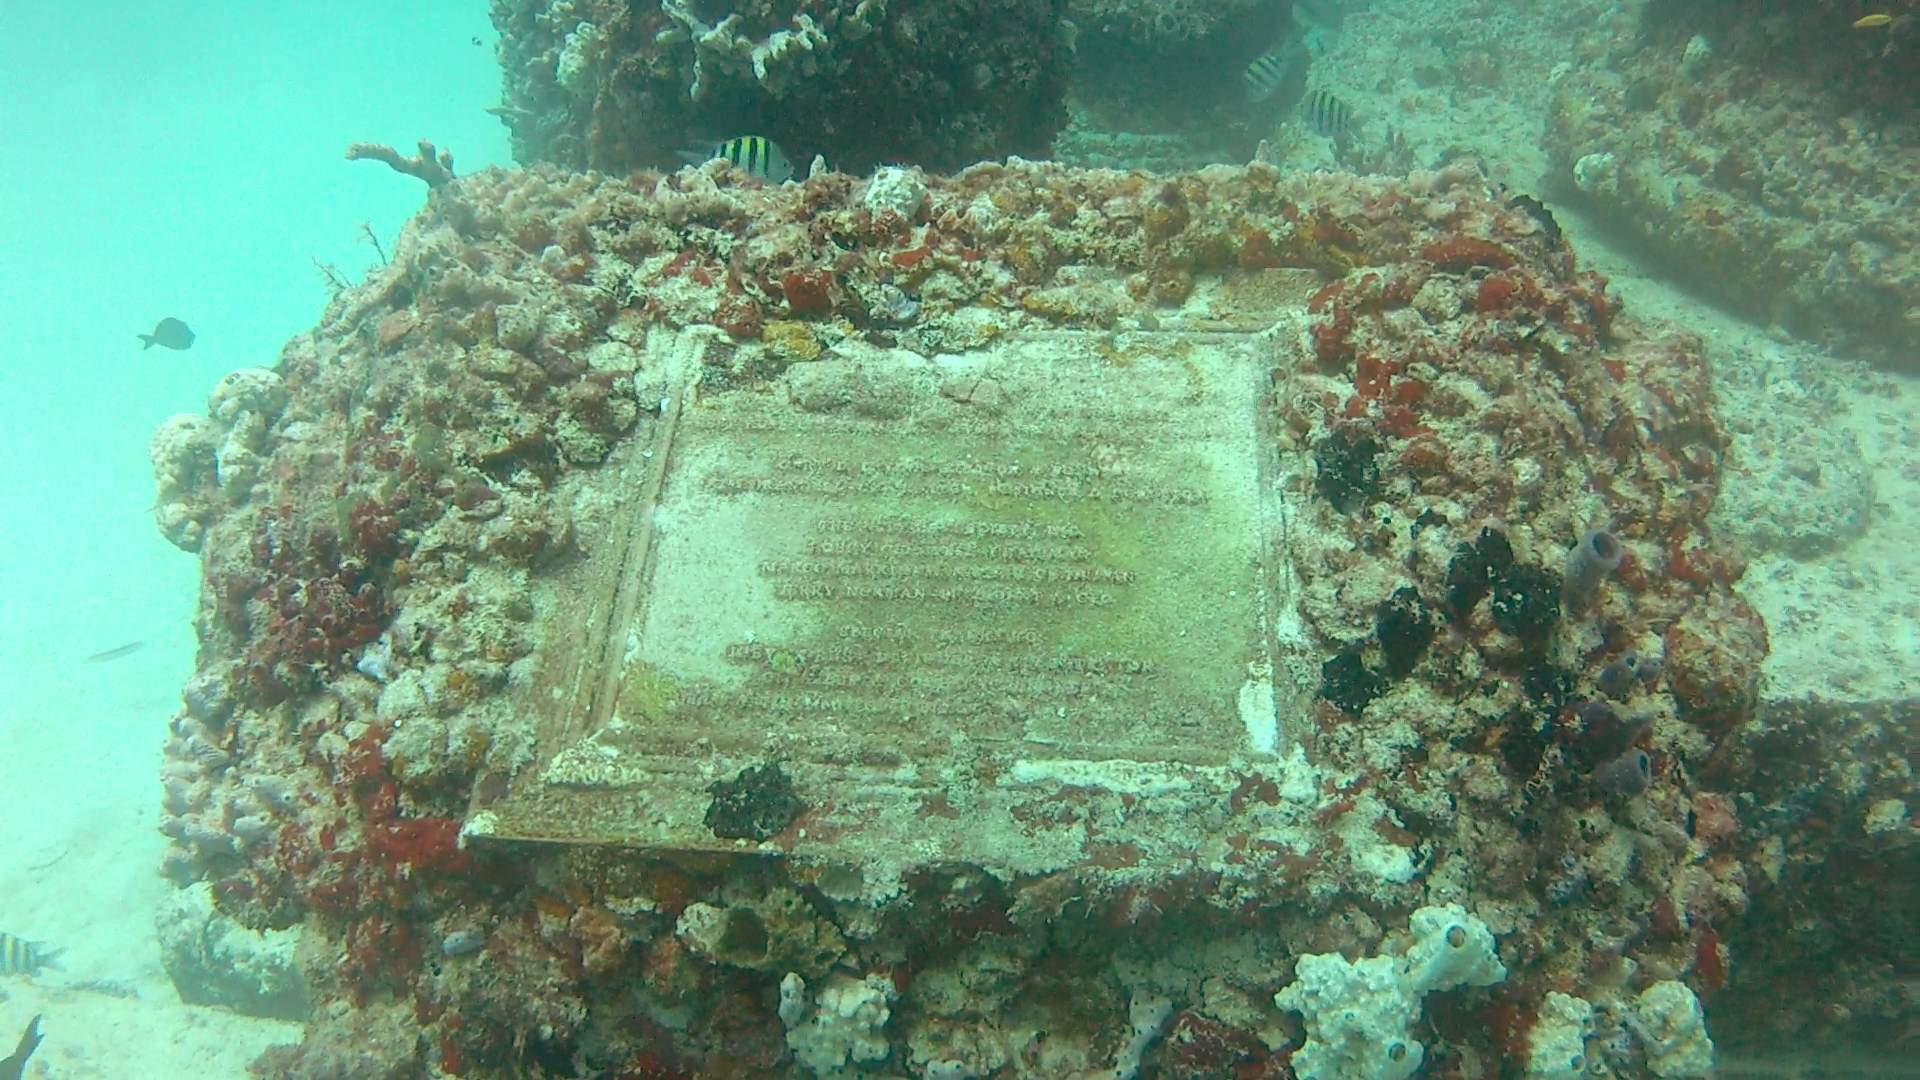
[
  {"x1": 139, "y1": 317, "x2": 194, "y2": 350},
  {"x1": 83, "y1": 640, "x2": 145, "y2": 664},
  {"x1": 1506, "y1": 193, "x2": 1563, "y2": 247},
  {"x1": 1304, "y1": 88, "x2": 1354, "y2": 140},
  {"x1": 0, "y1": 1015, "x2": 40, "y2": 1080},
  {"x1": 0, "y1": 933, "x2": 59, "y2": 977}
]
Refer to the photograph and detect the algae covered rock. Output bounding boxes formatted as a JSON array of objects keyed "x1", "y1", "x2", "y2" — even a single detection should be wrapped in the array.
[
  {"x1": 491, "y1": 0, "x2": 1072, "y2": 174},
  {"x1": 675, "y1": 886, "x2": 846, "y2": 976},
  {"x1": 156, "y1": 881, "x2": 310, "y2": 1019}
]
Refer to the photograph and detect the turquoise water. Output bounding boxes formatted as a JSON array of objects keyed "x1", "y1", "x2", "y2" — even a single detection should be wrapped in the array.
[{"x1": 0, "y1": 2, "x2": 505, "y2": 1067}]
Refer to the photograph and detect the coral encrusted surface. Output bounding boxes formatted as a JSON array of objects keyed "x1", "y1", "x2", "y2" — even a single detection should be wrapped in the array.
[{"x1": 147, "y1": 155, "x2": 1911, "y2": 1077}]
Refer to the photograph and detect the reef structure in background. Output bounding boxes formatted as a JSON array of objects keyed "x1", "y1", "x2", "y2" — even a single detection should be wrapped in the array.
[
  {"x1": 1547, "y1": 0, "x2": 1920, "y2": 372},
  {"x1": 487, "y1": 0, "x2": 1072, "y2": 176},
  {"x1": 1054, "y1": 0, "x2": 1296, "y2": 172},
  {"x1": 143, "y1": 154, "x2": 1913, "y2": 1077}
]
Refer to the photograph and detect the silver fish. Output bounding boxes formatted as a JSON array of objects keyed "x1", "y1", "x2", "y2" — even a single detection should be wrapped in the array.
[
  {"x1": 83, "y1": 640, "x2": 144, "y2": 663},
  {"x1": 0, "y1": 933, "x2": 60, "y2": 977},
  {"x1": 441, "y1": 929, "x2": 486, "y2": 957}
]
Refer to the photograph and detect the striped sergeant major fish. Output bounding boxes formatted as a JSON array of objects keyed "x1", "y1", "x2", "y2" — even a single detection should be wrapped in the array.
[
  {"x1": 1244, "y1": 39, "x2": 1309, "y2": 103},
  {"x1": 0, "y1": 933, "x2": 59, "y2": 977},
  {"x1": 680, "y1": 135, "x2": 794, "y2": 183},
  {"x1": 1303, "y1": 88, "x2": 1355, "y2": 141}
]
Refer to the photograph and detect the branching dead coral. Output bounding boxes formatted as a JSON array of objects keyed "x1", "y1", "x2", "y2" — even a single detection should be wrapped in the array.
[{"x1": 345, "y1": 139, "x2": 455, "y2": 189}]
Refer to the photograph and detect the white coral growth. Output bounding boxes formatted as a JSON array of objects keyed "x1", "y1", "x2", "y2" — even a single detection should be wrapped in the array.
[
  {"x1": 778, "y1": 971, "x2": 896, "y2": 1074},
  {"x1": 1274, "y1": 903, "x2": 1508, "y2": 1080},
  {"x1": 1630, "y1": 980, "x2": 1715, "y2": 1078},
  {"x1": 752, "y1": 14, "x2": 825, "y2": 94},
  {"x1": 557, "y1": 21, "x2": 602, "y2": 98},
  {"x1": 660, "y1": 0, "x2": 828, "y2": 100}
]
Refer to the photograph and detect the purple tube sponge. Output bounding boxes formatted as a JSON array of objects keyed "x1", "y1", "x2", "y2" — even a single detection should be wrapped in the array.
[
  {"x1": 1595, "y1": 653, "x2": 1642, "y2": 700},
  {"x1": 1592, "y1": 748, "x2": 1652, "y2": 797},
  {"x1": 1562, "y1": 529, "x2": 1624, "y2": 614},
  {"x1": 1566, "y1": 700, "x2": 1650, "y2": 768}
]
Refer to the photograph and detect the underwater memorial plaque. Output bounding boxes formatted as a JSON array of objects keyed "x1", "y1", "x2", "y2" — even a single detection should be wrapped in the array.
[{"x1": 471, "y1": 332, "x2": 1292, "y2": 857}]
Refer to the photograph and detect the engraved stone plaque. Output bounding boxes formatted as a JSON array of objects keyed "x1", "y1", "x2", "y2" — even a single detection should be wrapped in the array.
[{"x1": 471, "y1": 330, "x2": 1297, "y2": 865}]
